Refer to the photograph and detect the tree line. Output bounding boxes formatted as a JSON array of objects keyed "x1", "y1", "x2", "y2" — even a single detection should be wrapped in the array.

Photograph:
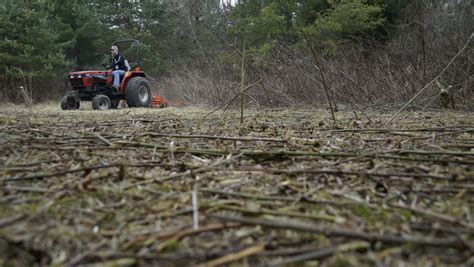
[{"x1": 0, "y1": 0, "x2": 472, "y2": 108}]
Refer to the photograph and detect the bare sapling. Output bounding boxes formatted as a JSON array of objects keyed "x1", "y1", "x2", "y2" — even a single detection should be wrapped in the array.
[
  {"x1": 299, "y1": 27, "x2": 337, "y2": 125},
  {"x1": 240, "y1": 41, "x2": 246, "y2": 125},
  {"x1": 12, "y1": 67, "x2": 33, "y2": 107},
  {"x1": 385, "y1": 33, "x2": 473, "y2": 126}
]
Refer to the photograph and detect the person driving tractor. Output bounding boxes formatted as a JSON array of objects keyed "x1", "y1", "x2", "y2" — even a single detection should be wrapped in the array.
[
  {"x1": 110, "y1": 45, "x2": 130, "y2": 89},
  {"x1": 62, "y1": 39, "x2": 159, "y2": 111}
]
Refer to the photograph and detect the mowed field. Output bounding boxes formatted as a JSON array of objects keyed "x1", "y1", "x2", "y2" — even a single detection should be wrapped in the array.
[{"x1": 1, "y1": 104, "x2": 473, "y2": 266}]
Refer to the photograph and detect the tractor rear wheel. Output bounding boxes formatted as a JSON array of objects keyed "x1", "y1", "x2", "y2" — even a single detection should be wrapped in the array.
[
  {"x1": 61, "y1": 95, "x2": 80, "y2": 110},
  {"x1": 125, "y1": 77, "x2": 151, "y2": 108},
  {"x1": 92, "y1": 94, "x2": 111, "y2": 110}
]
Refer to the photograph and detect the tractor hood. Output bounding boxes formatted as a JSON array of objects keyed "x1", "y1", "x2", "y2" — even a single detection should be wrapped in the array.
[{"x1": 68, "y1": 70, "x2": 109, "y2": 78}]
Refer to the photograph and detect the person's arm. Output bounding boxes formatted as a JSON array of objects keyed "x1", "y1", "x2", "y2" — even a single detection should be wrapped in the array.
[
  {"x1": 124, "y1": 60, "x2": 131, "y2": 71},
  {"x1": 116, "y1": 55, "x2": 127, "y2": 70}
]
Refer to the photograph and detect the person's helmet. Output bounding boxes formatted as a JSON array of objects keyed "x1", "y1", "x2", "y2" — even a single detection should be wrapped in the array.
[{"x1": 110, "y1": 46, "x2": 118, "y2": 54}]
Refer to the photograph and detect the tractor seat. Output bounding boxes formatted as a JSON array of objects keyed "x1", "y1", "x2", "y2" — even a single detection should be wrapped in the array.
[
  {"x1": 131, "y1": 65, "x2": 141, "y2": 71},
  {"x1": 126, "y1": 60, "x2": 141, "y2": 71}
]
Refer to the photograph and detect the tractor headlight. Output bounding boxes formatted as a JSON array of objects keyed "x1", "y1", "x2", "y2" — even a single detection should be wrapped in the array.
[
  {"x1": 77, "y1": 75, "x2": 82, "y2": 78},
  {"x1": 70, "y1": 75, "x2": 74, "y2": 79}
]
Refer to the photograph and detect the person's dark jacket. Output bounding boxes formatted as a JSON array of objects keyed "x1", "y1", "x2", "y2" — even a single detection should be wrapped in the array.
[{"x1": 111, "y1": 53, "x2": 128, "y2": 71}]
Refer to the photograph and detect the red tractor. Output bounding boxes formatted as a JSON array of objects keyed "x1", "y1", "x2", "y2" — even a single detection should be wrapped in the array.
[{"x1": 61, "y1": 39, "x2": 158, "y2": 110}]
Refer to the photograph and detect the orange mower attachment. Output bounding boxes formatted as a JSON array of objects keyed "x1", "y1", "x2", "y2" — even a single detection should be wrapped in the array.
[
  {"x1": 150, "y1": 93, "x2": 186, "y2": 108},
  {"x1": 150, "y1": 93, "x2": 169, "y2": 108}
]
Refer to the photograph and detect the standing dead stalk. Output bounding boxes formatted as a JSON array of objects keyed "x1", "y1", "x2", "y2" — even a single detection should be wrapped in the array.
[
  {"x1": 299, "y1": 27, "x2": 336, "y2": 125},
  {"x1": 240, "y1": 41, "x2": 246, "y2": 125}
]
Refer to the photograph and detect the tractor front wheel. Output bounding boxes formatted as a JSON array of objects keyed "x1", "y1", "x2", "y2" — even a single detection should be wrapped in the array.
[
  {"x1": 61, "y1": 95, "x2": 80, "y2": 110},
  {"x1": 92, "y1": 94, "x2": 111, "y2": 110},
  {"x1": 125, "y1": 77, "x2": 151, "y2": 108}
]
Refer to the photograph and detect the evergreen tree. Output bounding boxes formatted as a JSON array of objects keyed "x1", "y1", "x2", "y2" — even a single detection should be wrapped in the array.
[{"x1": 0, "y1": 0, "x2": 70, "y2": 80}]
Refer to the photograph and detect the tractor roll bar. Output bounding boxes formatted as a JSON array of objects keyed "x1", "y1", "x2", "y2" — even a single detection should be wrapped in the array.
[{"x1": 112, "y1": 39, "x2": 141, "y2": 67}]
